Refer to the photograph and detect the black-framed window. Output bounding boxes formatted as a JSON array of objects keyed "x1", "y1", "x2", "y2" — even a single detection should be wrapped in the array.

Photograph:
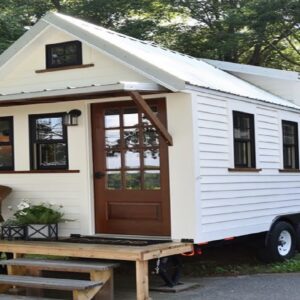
[
  {"x1": 282, "y1": 120, "x2": 299, "y2": 169},
  {"x1": 233, "y1": 111, "x2": 256, "y2": 168},
  {"x1": 29, "y1": 113, "x2": 68, "y2": 170},
  {"x1": 46, "y1": 41, "x2": 82, "y2": 69},
  {"x1": 0, "y1": 117, "x2": 14, "y2": 170}
]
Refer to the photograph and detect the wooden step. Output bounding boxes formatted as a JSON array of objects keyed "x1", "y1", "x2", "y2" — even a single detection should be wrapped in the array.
[
  {"x1": 0, "y1": 275, "x2": 102, "y2": 291},
  {"x1": 0, "y1": 258, "x2": 119, "y2": 272},
  {"x1": 0, "y1": 295, "x2": 60, "y2": 300}
]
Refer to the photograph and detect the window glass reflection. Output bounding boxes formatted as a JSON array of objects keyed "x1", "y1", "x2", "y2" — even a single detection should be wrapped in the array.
[
  {"x1": 124, "y1": 128, "x2": 139, "y2": 148},
  {"x1": 105, "y1": 109, "x2": 120, "y2": 128},
  {"x1": 0, "y1": 146, "x2": 13, "y2": 168},
  {"x1": 144, "y1": 149, "x2": 160, "y2": 168},
  {"x1": 105, "y1": 130, "x2": 120, "y2": 148},
  {"x1": 0, "y1": 120, "x2": 10, "y2": 143},
  {"x1": 126, "y1": 171, "x2": 141, "y2": 190},
  {"x1": 124, "y1": 108, "x2": 139, "y2": 127},
  {"x1": 143, "y1": 127, "x2": 159, "y2": 147},
  {"x1": 106, "y1": 150, "x2": 121, "y2": 169},
  {"x1": 107, "y1": 171, "x2": 122, "y2": 190},
  {"x1": 144, "y1": 170, "x2": 160, "y2": 190},
  {"x1": 36, "y1": 117, "x2": 63, "y2": 140},
  {"x1": 38, "y1": 143, "x2": 67, "y2": 167},
  {"x1": 125, "y1": 150, "x2": 140, "y2": 169}
]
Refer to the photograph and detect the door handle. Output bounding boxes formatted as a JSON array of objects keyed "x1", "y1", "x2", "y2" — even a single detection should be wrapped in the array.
[{"x1": 95, "y1": 171, "x2": 105, "y2": 179}]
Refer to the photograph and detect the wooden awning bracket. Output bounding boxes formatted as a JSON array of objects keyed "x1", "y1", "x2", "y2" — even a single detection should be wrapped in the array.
[{"x1": 129, "y1": 91, "x2": 173, "y2": 146}]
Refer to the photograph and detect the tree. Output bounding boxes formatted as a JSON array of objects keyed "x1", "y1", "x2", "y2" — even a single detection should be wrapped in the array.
[{"x1": 0, "y1": 0, "x2": 299, "y2": 71}]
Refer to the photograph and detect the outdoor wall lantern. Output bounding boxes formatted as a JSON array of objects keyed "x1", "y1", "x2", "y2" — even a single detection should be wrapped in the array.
[{"x1": 63, "y1": 109, "x2": 82, "y2": 126}]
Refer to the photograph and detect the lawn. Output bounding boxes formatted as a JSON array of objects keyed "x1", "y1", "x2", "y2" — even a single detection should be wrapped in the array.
[{"x1": 182, "y1": 243, "x2": 300, "y2": 277}]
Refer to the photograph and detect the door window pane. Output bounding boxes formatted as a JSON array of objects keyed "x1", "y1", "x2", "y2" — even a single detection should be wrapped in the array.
[
  {"x1": 125, "y1": 150, "x2": 140, "y2": 169},
  {"x1": 124, "y1": 128, "x2": 139, "y2": 148},
  {"x1": 144, "y1": 170, "x2": 160, "y2": 190},
  {"x1": 126, "y1": 171, "x2": 141, "y2": 190},
  {"x1": 106, "y1": 150, "x2": 121, "y2": 169},
  {"x1": 107, "y1": 171, "x2": 122, "y2": 190},
  {"x1": 124, "y1": 108, "x2": 139, "y2": 127},
  {"x1": 105, "y1": 109, "x2": 120, "y2": 128},
  {"x1": 144, "y1": 149, "x2": 160, "y2": 168},
  {"x1": 143, "y1": 127, "x2": 159, "y2": 147},
  {"x1": 105, "y1": 130, "x2": 120, "y2": 148}
]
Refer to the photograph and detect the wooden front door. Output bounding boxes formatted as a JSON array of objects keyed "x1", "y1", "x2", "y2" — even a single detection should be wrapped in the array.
[{"x1": 92, "y1": 99, "x2": 171, "y2": 236}]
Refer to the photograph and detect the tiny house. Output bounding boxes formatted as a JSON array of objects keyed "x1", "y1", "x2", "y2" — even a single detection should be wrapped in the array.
[{"x1": 1, "y1": 12, "x2": 300, "y2": 261}]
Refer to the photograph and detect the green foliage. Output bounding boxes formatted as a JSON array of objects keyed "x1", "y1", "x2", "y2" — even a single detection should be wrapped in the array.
[
  {"x1": 0, "y1": 0, "x2": 299, "y2": 70},
  {"x1": 14, "y1": 203, "x2": 64, "y2": 225}
]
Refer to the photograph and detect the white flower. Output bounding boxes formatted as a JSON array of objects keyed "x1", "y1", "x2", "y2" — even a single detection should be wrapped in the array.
[
  {"x1": 19, "y1": 211, "x2": 27, "y2": 216},
  {"x1": 17, "y1": 201, "x2": 30, "y2": 211}
]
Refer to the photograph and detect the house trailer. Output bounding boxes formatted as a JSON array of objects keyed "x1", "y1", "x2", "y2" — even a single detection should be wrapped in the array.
[{"x1": 0, "y1": 12, "x2": 300, "y2": 261}]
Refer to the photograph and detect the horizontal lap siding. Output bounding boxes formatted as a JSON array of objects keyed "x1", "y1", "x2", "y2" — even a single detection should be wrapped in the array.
[
  {"x1": 0, "y1": 174, "x2": 84, "y2": 236},
  {"x1": 196, "y1": 93, "x2": 300, "y2": 243}
]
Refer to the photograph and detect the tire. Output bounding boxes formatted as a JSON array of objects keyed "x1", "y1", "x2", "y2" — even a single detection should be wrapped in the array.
[
  {"x1": 262, "y1": 221, "x2": 296, "y2": 263},
  {"x1": 295, "y1": 223, "x2": 300, "y2": 252}
]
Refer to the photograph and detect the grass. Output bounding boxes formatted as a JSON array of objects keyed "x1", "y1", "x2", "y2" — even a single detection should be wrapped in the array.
[{"x1": 181, "y1": 244, "x2": 300, "y2": 277}]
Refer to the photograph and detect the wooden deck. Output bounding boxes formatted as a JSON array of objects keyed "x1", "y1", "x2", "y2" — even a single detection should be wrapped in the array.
[{"x1": 0, "y1": 240, "x2": 193, "y2": 300}]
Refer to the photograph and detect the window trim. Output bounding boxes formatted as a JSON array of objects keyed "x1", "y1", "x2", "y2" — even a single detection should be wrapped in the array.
[
  {"x1": 233, "y1": 111, "x2": 256, "y2": 169},
  {"x1": 0, "y1": 116, "x2": 14, "y2": 171},
  {"x1": 29, "y1": 112, "x2": 69, "y2": 170},
  {"x1": 46, "y1": 40, "x2": 82, "y2": 69},
  {"x1": 282, "y1": 120, "x2": 299, "y2": 170}
]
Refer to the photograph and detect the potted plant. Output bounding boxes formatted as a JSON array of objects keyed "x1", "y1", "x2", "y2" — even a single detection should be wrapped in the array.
[
  {"x1": 1, "y1": 218, "x2": 26, "y2": 240},
  {"x1": 2, "y1": 200, "x2": 65, "y2": 240}
]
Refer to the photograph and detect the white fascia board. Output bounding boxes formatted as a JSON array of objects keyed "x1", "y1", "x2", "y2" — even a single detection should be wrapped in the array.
[
  {"x1": 0, "y1": 20, "x2": 49, "y2": 71},
  {"x1": 203, "y1": 59, "x2": 300, "y2": 81},
  {"x1": 185, "y1": 84, "x2": 300, "y2": 113},
  {"x1": 42, "y1": 13, "x2": 185, "y2": 92},
  {"x1": 0, "y1": 82, "x2": 166, "y2": 102}
]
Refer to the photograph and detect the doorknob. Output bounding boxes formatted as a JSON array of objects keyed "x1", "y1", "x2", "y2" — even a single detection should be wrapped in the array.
[{"x1": 95, "y1": 171, "x2": 105, "y2": 179}]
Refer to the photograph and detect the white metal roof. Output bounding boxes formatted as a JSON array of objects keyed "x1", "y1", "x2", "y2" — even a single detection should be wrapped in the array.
[
  {"x1": 0, "y1": 12, "x2": 299, "y2": 110},
  {"x1": 203, "y1": 59, "x2": 300, "y2": 105},
  {"x1": 0, "y1": 82, "x2": 165, "y2": 103}
]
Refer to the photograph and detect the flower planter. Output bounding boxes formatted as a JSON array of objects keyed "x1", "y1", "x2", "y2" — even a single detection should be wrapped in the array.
[
  {"x1": 25, "y1": 223, "x2": 58, "y2": 240},
  {"x1": 1, "y1": 225, "x2": 26, "y2": 240}
]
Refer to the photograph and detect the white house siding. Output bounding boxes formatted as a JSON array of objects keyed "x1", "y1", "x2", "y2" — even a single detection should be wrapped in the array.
[
  {"x1": 0, "y1": 101, "x2": 92, "y2": 237},
  {"x1": 0, "y1": 26, "x2": 153, "y2": 95},
  {"x1": 166, "y1": 93, "x2": 197, "y2": 241},
  {"x1": 195, "y1": 91, "x2": 300, "y2": 243}
]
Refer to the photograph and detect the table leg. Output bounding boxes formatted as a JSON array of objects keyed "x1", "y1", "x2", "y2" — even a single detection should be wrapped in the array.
[{"x1": 136, "y1": 260, "x2": 149, "y2": 300}]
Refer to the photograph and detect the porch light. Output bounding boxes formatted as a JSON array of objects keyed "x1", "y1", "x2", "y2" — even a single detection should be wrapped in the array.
[{"x1": 63, "y1": 109, "x2": 82, "y2": 126}]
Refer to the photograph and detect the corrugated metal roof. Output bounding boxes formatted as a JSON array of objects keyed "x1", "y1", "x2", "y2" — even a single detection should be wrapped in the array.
[
  {"x1": 0, "y1": 12, "x2": 299, "y2": 110},
  {"x1": 45, "y1": 13, "x2": 300, "y2": 110}
]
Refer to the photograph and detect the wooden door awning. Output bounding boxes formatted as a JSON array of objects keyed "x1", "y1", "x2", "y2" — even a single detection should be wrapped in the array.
[{"x1": 129, "y1": 91, "x2": 173, "y2": 146}]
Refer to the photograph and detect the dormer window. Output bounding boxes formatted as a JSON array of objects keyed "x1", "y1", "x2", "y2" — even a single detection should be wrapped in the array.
[{"x1": 46, "y1": 41, "x2": 82, "y2": 69}]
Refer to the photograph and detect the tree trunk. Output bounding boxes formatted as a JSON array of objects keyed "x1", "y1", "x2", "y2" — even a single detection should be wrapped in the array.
[
  {"x1": 51, "y1": 0, "x2": 61, "y2": 11},
  {"x1": 248, "y1": 44, "x2": 262, "y2": 66}
]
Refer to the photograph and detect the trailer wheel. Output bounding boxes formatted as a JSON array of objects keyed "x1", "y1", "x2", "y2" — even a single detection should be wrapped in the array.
[
  {"x1": 264, "y1": 221, "x2": 296, "y2": 262},
  {"x1": 295, "y1": 223, "x2": 300, "y2": 252}
]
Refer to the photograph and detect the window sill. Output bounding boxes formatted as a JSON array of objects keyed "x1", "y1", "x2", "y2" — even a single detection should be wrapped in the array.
[
  {"x1": 35, "y1": 63, "x2": 94, "y2": 73},
  {"x1": 278, "y1": 169, "x2": 300, "y2": 173},
  {"x1": 0, "y1": 170, "x2": 80, "y2": 174},
  {"x1": 228, "y1": 168, "x2": 262, "y2": 173}
]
